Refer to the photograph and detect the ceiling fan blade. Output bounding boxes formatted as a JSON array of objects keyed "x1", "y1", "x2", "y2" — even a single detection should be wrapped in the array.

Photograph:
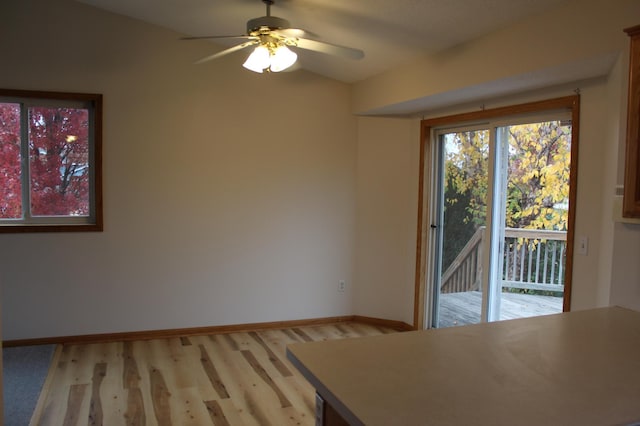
[
  {"x1": 294, "y1": 38, "x2": 364, "y2": 60},
  {"x1": 181, "y1": 35, "x2": 254, "y2": 41},
  {"x1": 273, "y1": 28, "x2": 318, "y2": 39},
  {"x1": 194, "y1": 41, "x2": 258, "y2": 64}
]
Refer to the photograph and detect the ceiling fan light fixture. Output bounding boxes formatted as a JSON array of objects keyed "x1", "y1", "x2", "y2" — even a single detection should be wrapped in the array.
[
  {"x1": 270, "y1": 45, "x2": 297, "y2": 72},
  {"x1": 186, "y1": 0, "x2": 363, "y2": 73},
  {"x1": 242, "y1": 45, "x2": 270, "y2": 73},
  {"x1": 243, "y1": 44, "x2": 297, "y2": 73}
]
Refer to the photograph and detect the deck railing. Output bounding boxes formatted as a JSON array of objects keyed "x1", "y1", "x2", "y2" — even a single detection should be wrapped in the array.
[
  {"x1": 440, "y1": 227, "x2": 567, "y2": 294},
  {"x1": 501, "y1": 228, "x2": 566, "y2": 293},
  {"x1": 440, "y1": 227, "x2": 484, "y2": 293}
]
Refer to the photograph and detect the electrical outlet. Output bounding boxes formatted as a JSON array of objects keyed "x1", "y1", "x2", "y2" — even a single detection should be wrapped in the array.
[{"x1": 338, "y1": 280, "x2": 346, "y2": 292}]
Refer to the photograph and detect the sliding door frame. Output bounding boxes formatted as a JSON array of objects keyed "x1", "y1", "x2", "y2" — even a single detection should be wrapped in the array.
[{"x1": 413, "y1": 95, "x2": 580, "y2": 329}]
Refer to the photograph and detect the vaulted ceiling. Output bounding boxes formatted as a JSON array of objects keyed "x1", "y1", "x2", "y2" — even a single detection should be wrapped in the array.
[{"x1": 76, "y1": 0, "x2": 570, "y2": 83}]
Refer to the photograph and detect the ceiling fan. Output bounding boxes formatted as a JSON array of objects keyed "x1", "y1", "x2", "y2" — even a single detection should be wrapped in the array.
[{"x1": 182, "y1": 0, "x2": 364, "y2": 73}]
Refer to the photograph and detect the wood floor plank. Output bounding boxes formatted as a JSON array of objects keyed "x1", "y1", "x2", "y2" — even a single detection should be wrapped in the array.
[
  {"x1": 274, "y1": 375, "x2": 316, "y2": 418},
  {"x1": 195, "y1": 336, "x2": 277, "y2": 425},
  {"x1": 220, "y1": 334, "x2": 240, "y2": 351},
  {"x1": 241, "y1": 389, "x2": 274, "y2": 426},
  {"x1": 337, "y1": 323, "x2": 372, "y2": 338},
  {"x1": 204, "y1": 399, "x2": 231, "y2": 426},
  {"x1": 332, "y1": 324, "x2": 352, "y2": 337},
  {"x1": 344, "y1": 322, "x2": 387, "y2": 337},
  {"x1": 123, "y1": 341, "x2": 142, "y2": 389},
  {"x1": 296, "y1": 325, "x2": 350, "y2": 342},
  {"x1": 199, "y1": 344, "x2": 231, "y2": 399},
  {"x1": 240, "y1": 350, "x2": 291, "y2": 408},
  {"x1": 88, "y1": 362, "x2": 107, "y2": 425},
  {"x1": 255, "y1": 329, "x2": 317, "y2": 413},
  {"x1": 252, "y1": 330, "x2": 299, "y2": 374},
  {"x1": 291, "y1": 328, "x2": 314, "y2": 342},
  {"x1": 155, "y1": 340, "x2": 202, "y2": 391},
  {"x1": 65, "y1": 344, "x2": 94, "y2": 384},
  {"x1": 305, "y1": 325, "x2": 342, "y2": 341},
  {"x1": 54, "y1": 344, "x2": 108, "y2": 425},
  {"x1": 219, "y1": 342, "x2": 295, "y2": 424},
  {"x1": 149, "y1": 365, "x2": 172, "y2": 426},
  {"x1": 280, "y1": 328, "x2": 303, "y2": 343},
  {"x1": 100, "y1": 369, "x2": 128, "y2": 425},
  {"x1": 38, "y1": 380, "x2": 68, "y2": 424},
  {"x1": 128, "y1": 340, "x2": 158, "y2": 425},
  {"x1": 234, "y1": 332, "x2": 291, "y2": 384},
  {"x1": 63, "y1": 384, "x2": 88, "y2": 426},
  {"x1": 170, "y1": 386, "x2": 215, "y2": 426},
  {"x1": 125, "y1": 386, "x2": 146, "y2": 426},
  {"x1": 212, "y1": 398, "x2": 248, "y2": 426},
  {"x1": 248, "y1": 332, "x2": 293, "y2": 378},
  {"x1": 206, "y1": 333, "x2": 315, "y2": 425},
  {"x1": 186, "y1": 336, "x2": 225, "y2": 402},
  {"x1": 33, "y1": 322, "x2": 398, "y2": 426},
  {"x1": 30, "y1": 344, "x2": 64, "y2": 426}
]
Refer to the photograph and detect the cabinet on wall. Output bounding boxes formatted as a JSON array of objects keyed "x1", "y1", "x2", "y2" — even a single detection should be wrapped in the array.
[{"x1": 623, "y1": 24, "x2": 640, "y2": 218}]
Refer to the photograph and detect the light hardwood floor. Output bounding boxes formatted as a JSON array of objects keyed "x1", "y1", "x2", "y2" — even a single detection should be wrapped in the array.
[{"x1": 32, "y1": 323, "x2": 397, "y2": 425}]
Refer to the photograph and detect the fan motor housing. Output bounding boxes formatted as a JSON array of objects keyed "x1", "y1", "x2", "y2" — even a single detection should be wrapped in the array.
[{"x1": 247, "y1": 16, "x2": 290, "y2": 33}]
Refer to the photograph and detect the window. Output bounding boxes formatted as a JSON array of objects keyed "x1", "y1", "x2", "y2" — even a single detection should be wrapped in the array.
[{"x1": 0, "y1": 89, "x2": 102, "y2": 232}]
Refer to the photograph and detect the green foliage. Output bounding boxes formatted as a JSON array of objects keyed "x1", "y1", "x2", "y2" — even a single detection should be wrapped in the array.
[
  {"x1": 445, "y1": 130, "x2": 489, "y2": 228},
  {"x1": 441, "y1": 121, "x2": 571, "y2": 290},
  {"x1": 442, "y1": 173, "x2": 476, "y2": 271},
  {"x1": 441, "y1": 130, "x2": 489, "y2": 269},
  {"x1": 444, "y1": 122, "x2": 570, "y2": 232},
  {"x1": 506, "y1": 122, "x2": 570, "y2": 230}
]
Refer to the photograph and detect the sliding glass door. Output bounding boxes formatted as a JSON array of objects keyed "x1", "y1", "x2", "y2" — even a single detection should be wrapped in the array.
[
  {"x1": 432, "y1": 128, "x2": 490, "y2": 327},
  {"x1": 431, "y1": 117, "x2": 571, "y2": 328}
]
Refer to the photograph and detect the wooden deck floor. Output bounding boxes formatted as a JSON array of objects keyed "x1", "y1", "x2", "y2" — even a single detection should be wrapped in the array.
[{"x1": 437, "y1": 291, "x2": 563, "y2": 328}]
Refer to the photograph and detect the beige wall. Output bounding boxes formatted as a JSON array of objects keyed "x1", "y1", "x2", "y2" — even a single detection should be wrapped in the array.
[
  {"x1": 354, "y1": 117, "x2": 419, "y2": 325},
  {"x1": 351, "y1": 0, "x2": 639, "y2": 115},
  {"x1": 352, "y1": 77, "x2": 626, "y2": 325},
  {"x1": 2, "y1": 0, "x2": 639, "y2": 340},
  {"x1": 352, "y1": 0, "x2": 640, "y2": 323},
  {"x1": 0, "y1": 0, "x2": 357, "y2": 340}
]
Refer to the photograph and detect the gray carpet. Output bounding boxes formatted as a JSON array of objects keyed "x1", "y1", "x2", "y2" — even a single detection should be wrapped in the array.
[{"x1": 3, "y1": 345, "x2": 56, "y2": 426}]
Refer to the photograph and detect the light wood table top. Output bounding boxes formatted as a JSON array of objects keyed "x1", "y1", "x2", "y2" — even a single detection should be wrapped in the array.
[{"x1": 287, "y1": 307, "x2": 640, "y2": 426}]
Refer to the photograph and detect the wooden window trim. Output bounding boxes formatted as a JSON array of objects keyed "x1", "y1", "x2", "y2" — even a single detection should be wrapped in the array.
[{"x1": 0, "y1": 88, "x2": 103, "y2": 233}]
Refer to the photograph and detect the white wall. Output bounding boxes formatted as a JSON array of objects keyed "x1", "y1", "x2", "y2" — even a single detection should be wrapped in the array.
[{"x1": 0, "y1": 0, "x2": 357, "y2": 340}]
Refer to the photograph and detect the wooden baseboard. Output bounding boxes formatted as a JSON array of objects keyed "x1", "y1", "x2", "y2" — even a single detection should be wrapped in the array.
[
  {"x1": 352, "y1": 315, "x2": 416, "y2": 332},
  {"x1": 3, "y1": 315, "x2": 414, "y2": 347}
]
